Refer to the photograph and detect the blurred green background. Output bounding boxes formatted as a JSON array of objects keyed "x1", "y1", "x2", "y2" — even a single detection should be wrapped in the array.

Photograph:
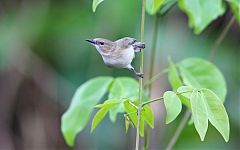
[{"x1": 0, "y1": 0, "x2": 239, "y2": 149}]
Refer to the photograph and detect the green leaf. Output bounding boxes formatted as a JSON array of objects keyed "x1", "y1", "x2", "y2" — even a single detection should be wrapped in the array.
[
  {"x1": 163, "y1": 91, "x2": 182, "y2": 124},
  {"x1": 168, "y1": 59, "x2": 182, "y2": 91},
  {"x1": 190, "y1": 90, "x2": 208, "y2": 141},
  {"x1": 61, "y1": 77, "x2": 113, "y2": 147},
  {"x1": 229, "y1": 0, "x2": 240, "y2": 23},
  {"x1": 92, "y1": 0, "x2": 104, "y2": 12},
  {"x1": 95, "y1": 100, "x2": 121, "y2": 108},
  {"x1": 201, "y1": 89, "x2": 230, "y2": 142},
  {"x1": 177, "y1": 86, "x2": 193, "y2": 109},
  {"x1": 123, "y1": 101, "x2": 138, "y2": 127},
  {"x1": 146, "y1": 0, "x2": 165, "y2": 15},
  {"x1": 177, "y1": 86, "x2": 193, "y2": 99},
  {"x1": 91, "y1": 100, "x2": 121, "y2": 132},
  {"x1": 179, "y1": 0, "x2": 226, "y2": 34},
  {"x1": 178, "y1": 58, "x2": 227, "y2": 101},
  {"x1": 142, "y1": 105, "x2": 154, "y2": 128},
  {"x1": 125, "y1": 116, "x2": 131, "y2": 133},
  {"x1": 123, "y1": 101, "x2": 147, "y2": 137},
  {"x1": 108, "y1": 77, "x2": 139, "y2": 122},
  {"x1": 159, "y1": 0, "x2": 177, "y2": 15},
  {"x1": 91, "y1": 107, "x2": 109, "y2": 133},
  {"x1": 140, "y1": 118, "x2": 145, "y2": 137}
]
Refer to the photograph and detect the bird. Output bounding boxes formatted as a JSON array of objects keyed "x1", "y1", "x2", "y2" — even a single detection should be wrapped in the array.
[{"x1": 86, "y1": 37, "x2": 145, "y2": 78}]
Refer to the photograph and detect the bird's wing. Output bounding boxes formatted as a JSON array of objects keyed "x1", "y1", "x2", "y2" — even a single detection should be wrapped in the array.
[
  {"x1": 100, "y1": 40, "x2": 116, "y2": 54},
  {"x1": 132, "y1": 42, "x2": 145, "y2": 52}
]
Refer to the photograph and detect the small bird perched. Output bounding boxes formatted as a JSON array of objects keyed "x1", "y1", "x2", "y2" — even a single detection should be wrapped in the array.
[{"x1": 86, "y1": 37, "x2": 145, "y2": 78}]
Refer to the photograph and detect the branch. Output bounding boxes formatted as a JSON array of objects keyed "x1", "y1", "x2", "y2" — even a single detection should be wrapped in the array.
[
  {"x1": 166, "y1": 110, "x2": 191, "y2": 150},
  {"x1": 142, "y1": 90, "x2": 193, "y2": 107},
  {"x1": 208, "y1": 15, "x2": 235, "y2": 61},
  {"x1": 136, "y1": 0, "x2": 146, "y2": 149}
]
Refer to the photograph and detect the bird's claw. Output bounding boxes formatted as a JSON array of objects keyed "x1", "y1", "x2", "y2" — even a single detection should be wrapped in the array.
[{"x1": 136, "y1": 73, "x2": 144, "y2": 78}]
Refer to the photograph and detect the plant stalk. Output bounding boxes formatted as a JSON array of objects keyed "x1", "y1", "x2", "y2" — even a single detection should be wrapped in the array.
[
  {"x1": 208, "y1": 15, "x2": 235, "y2": 61},
  {"x1": 166, "y1": 110, "x2": 191, "y2": 150},
  {"x1": 144, "y1": 68, "x2": 168, "y2": 88},
  {"x1": 136, "y1": 0, "x2": 146, "y2": 149}
]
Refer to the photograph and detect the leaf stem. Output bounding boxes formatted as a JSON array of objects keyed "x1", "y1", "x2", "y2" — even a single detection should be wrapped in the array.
[
  {"x1": 128, "y1": 101, "x2": 139, "y2": 109},
  {"x1": 136, "y1": 0, "x2": 146, "y2": 149},
  {"x1": 165, "y1": 110, "x2": 191, "y2": 150},
  {"x1": 208, "y1": 15, "x2": 235, "y2": 61},
  {"x1": 144, "y1": 68, "x2": 168, "y2": 88},
  {"x1": 142, "y1": 90, "x2": 193, "y2": 107},
  {"x1": 142, "y1": 97, "x2": 164, "y2": 107}
]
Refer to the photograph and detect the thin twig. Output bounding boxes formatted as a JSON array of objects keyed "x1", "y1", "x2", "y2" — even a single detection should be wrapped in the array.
[
  {"x1": 166, "y1": 110, "x2": 191, "y2": 150},
  {"x1": 136, "y1": 0, "x2": 146, "y2": 149},
  {"x1": 144, "y1": 68, "x2": 168, "y2": 88},
  {"x1": 208, "y1": 15, "x2": 235, "y2": 61},
  {"x1": 142, "y1": 97, "x2": 164, "y2": 107},
  {"x1": 142, "y1": 90, "x2": 193, "y2": 107}
]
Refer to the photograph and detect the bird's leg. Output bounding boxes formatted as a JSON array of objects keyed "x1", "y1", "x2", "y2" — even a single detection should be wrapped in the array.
[{"x1": 127, "y1": 65, "x2": 144, "y2": 78}]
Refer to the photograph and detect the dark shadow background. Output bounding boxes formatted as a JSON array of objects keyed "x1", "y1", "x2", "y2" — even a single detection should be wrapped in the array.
[{"x1": 0, "y1": 0, "x2": 239, "y2": 149}]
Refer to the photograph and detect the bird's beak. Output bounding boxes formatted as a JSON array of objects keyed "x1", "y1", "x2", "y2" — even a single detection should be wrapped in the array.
[{"x1": 85, "y1": 39, "x2": 96, "y2": 44}]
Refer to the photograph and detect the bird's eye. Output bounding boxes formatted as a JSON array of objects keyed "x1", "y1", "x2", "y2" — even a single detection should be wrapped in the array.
[{"x1": 99, "y1": 41, "x2": 104, "y2": 45}]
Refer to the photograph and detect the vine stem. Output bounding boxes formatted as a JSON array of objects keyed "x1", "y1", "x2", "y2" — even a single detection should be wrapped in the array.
[
  {"x1": 166, "y1": 110, "x2": 191, "y2": 150},
  {"x1": 208, "y1": 15, "x2": 235, "y2": 61},
  {"x1": 166, "y1": 15, "x2": 235, "y2": 150},
  {"x1": 144, "y1": 68, "x2": 168, "y2": 88},
  {"x1": 136, "y1": 0, "x2": 146, "y2": 149}
]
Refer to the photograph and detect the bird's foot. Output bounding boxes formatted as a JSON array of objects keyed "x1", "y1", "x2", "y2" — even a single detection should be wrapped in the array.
[{"x1": 136, "y1": 72, "x2": 144, "y2": 78}]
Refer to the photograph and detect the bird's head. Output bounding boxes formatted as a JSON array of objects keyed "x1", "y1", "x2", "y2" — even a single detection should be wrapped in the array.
[{"x1": 86, "y1": 38, "x2": 113, "y2": 53}]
